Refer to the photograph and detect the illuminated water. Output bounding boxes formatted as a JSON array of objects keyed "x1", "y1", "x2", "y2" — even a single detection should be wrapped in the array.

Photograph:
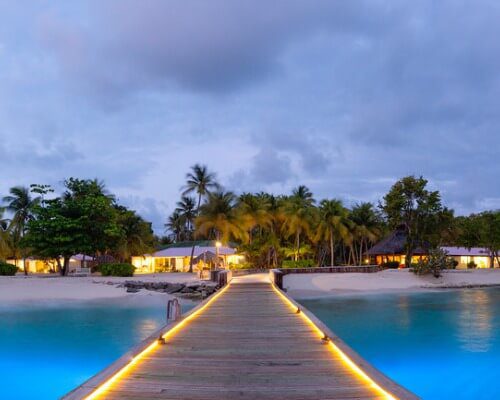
[
  {"x1": 0, "y1": 301, "x2": 193, "y2": 400},
  {"x1": 300, "y1": 288, "x2": 500, "y2": 400}
]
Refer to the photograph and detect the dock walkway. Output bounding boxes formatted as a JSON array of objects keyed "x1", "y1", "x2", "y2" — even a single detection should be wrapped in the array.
[{"x1": 64, "y1": 275, "x2": 417, "y2": 400}]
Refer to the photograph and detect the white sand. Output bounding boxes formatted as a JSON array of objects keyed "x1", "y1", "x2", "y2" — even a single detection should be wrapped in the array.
[
  {"x1": 284, "y1": 269, "x2": 500, "y2": 298},
  {"x1": 0, "y1": 273, "x2": 199, "y2": 305}
]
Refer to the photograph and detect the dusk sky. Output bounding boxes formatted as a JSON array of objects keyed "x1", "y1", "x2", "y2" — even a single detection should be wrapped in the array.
[{"x1": 1, "y1": 1, "x2": 500, "y2": 233}]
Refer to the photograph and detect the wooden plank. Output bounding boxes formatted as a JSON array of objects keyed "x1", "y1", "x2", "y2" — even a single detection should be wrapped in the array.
[{"x1": 63, "y1": 279, "x2": 418, "y2": 400}]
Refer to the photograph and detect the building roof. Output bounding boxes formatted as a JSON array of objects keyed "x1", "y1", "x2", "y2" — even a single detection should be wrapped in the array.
[
  {"x1": 153, "y1": 245, "x2": 236, "y2": 258},
  {"x1": 441, "y1": 247, "x2": 491, "y2": 257},
  {"x1": 157, "y1": 240, "x2": 238, "y2": 251},
  {"x1": 366, "y1": 228, "x2": 428, "y2": 256}
]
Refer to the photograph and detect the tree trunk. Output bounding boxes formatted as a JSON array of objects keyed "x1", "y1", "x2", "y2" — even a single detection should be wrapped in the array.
[
  {"x1": 63, "y1": 256, "x2": 70, "y2": 276},
  {"x1": 358, "y1": 238, "x2": 364, "y2": 266},
  {"x1": 188, "y1": 193, "x2": 202, "y2": 274},
  {"x1": 329, "y1": 233, "x2": 334, "y2": 267},
  {"x1": 295, "y1": 231, "x2": 300, "y2": 261}
]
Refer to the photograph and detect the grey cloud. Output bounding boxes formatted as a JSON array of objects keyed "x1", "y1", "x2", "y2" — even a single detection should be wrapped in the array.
[{"x1": 36, "y1": 0, "x2": 388, "y2": 97}]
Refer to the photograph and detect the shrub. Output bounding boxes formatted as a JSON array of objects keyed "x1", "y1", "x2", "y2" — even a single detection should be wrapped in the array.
[
  {"x1": 413, "y1": 248, "x2": 455, "y2": 278},
  {"x1": 467, "y1": 261, "x2": 477, "y2": 269},
  {"x1": 381, "y1": 261, "x2": 400, "y2": 269},
  {"x1": 281, "y1": 259, "x2": 315, "y2": 269},
  {"x1": 0, "y1": 262, "x2": 18, "y2": 276},
  {"x1": 228, "y1": 262, "x2": 254, "y2": 270},
  {"x1": 100, "y1": 263, "x2": 135, "y2": 277}
]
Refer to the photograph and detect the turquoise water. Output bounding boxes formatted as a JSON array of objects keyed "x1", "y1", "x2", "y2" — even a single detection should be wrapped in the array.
[
  {"x1": 0, "y1": 301, "x2": 193, "y2": 400},
  {"x1": 300, "y1": 288, "x2": 500, "y2": 400}
]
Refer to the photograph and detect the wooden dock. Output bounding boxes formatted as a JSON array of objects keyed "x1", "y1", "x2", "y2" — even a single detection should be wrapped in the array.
[{"x1": 64, "y1": 275, "x2": 417, "y2": 400}]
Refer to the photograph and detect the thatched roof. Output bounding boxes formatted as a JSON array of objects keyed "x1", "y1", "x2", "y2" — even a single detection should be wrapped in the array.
[
  {"x1": 192, "y1": 251, "x2": 222, "y2": 264},
  {"x1": 366, "y1": 228, "x2": 428, "y2": 256}
]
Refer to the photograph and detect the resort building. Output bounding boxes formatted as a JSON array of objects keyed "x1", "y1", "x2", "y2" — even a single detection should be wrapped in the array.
[
  {"x1": 131, "y1": 241, "x2": 245, "y2": 274},
  {"x1": 441, "y1": 247, "x2": 499, "y2": 269},
  {"x1": 366, "y1": 228, "x2": 428, "y2": 265},
  {"x1": 6, "y1": 254, "x2": 94, "y2": 274},
  {"x1": 367, "y1": 229, "x2": 499, "y2": 268}
]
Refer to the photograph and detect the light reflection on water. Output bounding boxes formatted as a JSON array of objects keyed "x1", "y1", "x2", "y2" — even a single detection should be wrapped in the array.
[
  {"x1": 457, "y1": 290, "x2": 493, "y2": 352},
  {"x1": 300, "y1": 288, "x2": 500, "y2": 400},
  {"x1": 0, "y1": 302, "x2": 194, "y2": 400}
]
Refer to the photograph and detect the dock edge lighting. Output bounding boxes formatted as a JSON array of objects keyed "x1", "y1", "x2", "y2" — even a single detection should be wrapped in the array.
[
  {"x1": 270, "y1": 283, "x2": 398, "y2": 400},
  {"x1": 83, "y1": 283, "x2": 232, "y2": 400}
]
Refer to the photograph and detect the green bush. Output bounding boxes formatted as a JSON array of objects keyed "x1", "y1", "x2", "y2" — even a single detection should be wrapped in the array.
[
  {"x1": 381, "y1": 261, "x2": 400, "y2": 269},
  {"x1": 100, "y1": 263, "x2": 135, "y2": 277},
  {"x1": 281, "y1": 259, "x2": 315, "y2": 269},
  {"x1": 467, "y1": 261, "x2": 477, "y2": 269},
  {"x1": 0, "y1": 262, "x2": 18, "y2": 276},
  {"x1": 413, "y1": 248, "x2": 455, "y2": 278},
  {"x1": 228, "y1": 262, "x2": 254, "y2": 270}
]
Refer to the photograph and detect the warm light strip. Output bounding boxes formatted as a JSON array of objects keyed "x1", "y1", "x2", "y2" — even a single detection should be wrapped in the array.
[
  {"x1": 84, "y1": 283, "x2": 231, "y2": 400},
  {"x1": 271, "y1": 284, "x2": 397, "y2": 400}
]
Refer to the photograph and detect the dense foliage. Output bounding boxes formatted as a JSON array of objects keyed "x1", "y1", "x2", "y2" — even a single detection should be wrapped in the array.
[
  {"x1": 1, "y1": 179, "x2": 154, "y2": 275},
  {"x1": 381, "y1": 176, "x2": 453, "y2": 268},
  {"x1": 100, "y1": 263, "x2": 135, "y2": 277},
  {"x1": 1, "y1": 168, "x2": 499, "y2": 276},
  {"x1": 413, "y1": 248, "x2": 455, "y2": 278},
  {"x1": 0, "y1": 262, "x2": 18, "y2": 276}
]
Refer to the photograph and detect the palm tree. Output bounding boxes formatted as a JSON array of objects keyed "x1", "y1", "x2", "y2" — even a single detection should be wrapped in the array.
[
  {"x1": 175, "y1": 196, "x2": 197, "y2": 240},
  {"x1": 281, "y1": 187, "x2": 316, "y2": 261},
  {"x1": 182, "y1": 164, "x2": 219, "y2": 272},
  {"x1": 195, "y1": 191, "x2": 248, "y2": 245},
  {"x1": 238, "y1": 193, "x2": 273, "y2": 244},
  {"x1": 350, "y1": 202, "x2": 382, "y2": 265},
  {"x1": 3, "y1": 186, "x2": 40, "y2": 274},
  {"x1": 314, "y1": 199, "x2": 351, "y2": 266},
  {"x1": 0, "y1": 208, "x2": 11, "y2": 261},
  {"x1": 165, "y1": 211, "x2": 185, "y2": 242}
]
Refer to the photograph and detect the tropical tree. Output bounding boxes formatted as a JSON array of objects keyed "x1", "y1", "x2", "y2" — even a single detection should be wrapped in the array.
[
  {"x1": 195, "y1": 191, "x2": 248, "y2": 244},
  {"x1": 350, "y1": 202, "x2": 382, "y2": 265},
  {"x1": 175, "y1": 196, "x2": 197, "y2": 240},
  {"x1": 281, "y1": 187, "x2": 315, "y2": 261},
  {"x1": 23, "y1": 178, "x2": 122, "y2": 275},
  {"x1": 182, "y1": 164, "x2": 219, "y2": 272},
  {"x1": 2, "y1": 186, "x2": 40, "y2": 274},
  {"x1": 165, "y1": 210, "x2": 185, "y2": 242},
  {"x1": 114, "y1": 206, "x2": 155, "y2": 261},
  {"x1": 314, "y1": 199, "x2": 351, "y2": 266},
  {"x1": 381, "y1": 176, "x2": 450, "y2": 268},
  {"x1": 0, "y1": 208, "x2": 11, "y2": 261},
  {"x1": 237, "y1": 193, "x2": 273, "y2": 243}
]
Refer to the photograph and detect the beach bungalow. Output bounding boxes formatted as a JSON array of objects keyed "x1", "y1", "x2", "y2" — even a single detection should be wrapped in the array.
[
  {"x1": 366, "y1": 228, "x2": 428, "y2": 266},
  {"x1": 6, "y1": 254, "x2": 94, "y2": 274},
  {"x1": 367, "y1": 229, "x2": 499, "y2": 268},
  {"x1": 441, "y1": 247, "x2": 499, "y2": 269},
  {"x1": 131, "y1": 241, "x2": 245, "y2": 274}
]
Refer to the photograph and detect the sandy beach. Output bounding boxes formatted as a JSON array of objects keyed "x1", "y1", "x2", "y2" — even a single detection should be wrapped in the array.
[
  {"x1": 284, "y1": 269, "x2": 500, "y2": 298},
  {"x1": 0, "y1": 273, "x2": 199, "y2": 306}
]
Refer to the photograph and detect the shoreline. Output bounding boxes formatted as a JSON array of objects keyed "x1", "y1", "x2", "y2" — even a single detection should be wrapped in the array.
[
  {"x1": 284, "y1": 269, "x2": 500, "y2": 300},
  {"x1": 0, "y1": 273, "x2": 200, "y2": 307}
]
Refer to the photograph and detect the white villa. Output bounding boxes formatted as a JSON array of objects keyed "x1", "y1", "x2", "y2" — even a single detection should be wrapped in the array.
[
  {"x1": 6, "y1": 254, "x2": 94, "y2": 274},
  {"x1": 131, "y1": 241, "x2": 245, "y2": 274},
  {"x1": 442, "y1": 247, "x2": 499, "y2": 269}
]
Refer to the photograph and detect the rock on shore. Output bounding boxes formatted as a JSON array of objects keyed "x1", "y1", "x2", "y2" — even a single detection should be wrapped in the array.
[{"x1": 121, "y1": 280, "x2": 218, "y2": 299}]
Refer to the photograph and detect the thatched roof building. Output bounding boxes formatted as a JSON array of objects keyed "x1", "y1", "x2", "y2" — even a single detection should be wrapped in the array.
[{"x1": 366, "y1": 227, "x2": 428, "y2": 265}]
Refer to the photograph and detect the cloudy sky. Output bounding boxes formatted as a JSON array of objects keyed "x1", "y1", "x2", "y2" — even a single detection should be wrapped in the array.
[{"x1": 1, "y1": 1, "x2": 500, "y2": 233}]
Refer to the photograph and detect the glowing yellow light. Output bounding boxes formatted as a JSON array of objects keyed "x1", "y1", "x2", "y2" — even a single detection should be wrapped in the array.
[
  {"x1": 215, "y1": 241, "x2": 222, "y2": 248},
  {"x1": 270, "y1": 284, "x2": 397, "y2": 400},
  {"x1": 84, "y1": 283, "x2": 231, "y2": 400}
]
